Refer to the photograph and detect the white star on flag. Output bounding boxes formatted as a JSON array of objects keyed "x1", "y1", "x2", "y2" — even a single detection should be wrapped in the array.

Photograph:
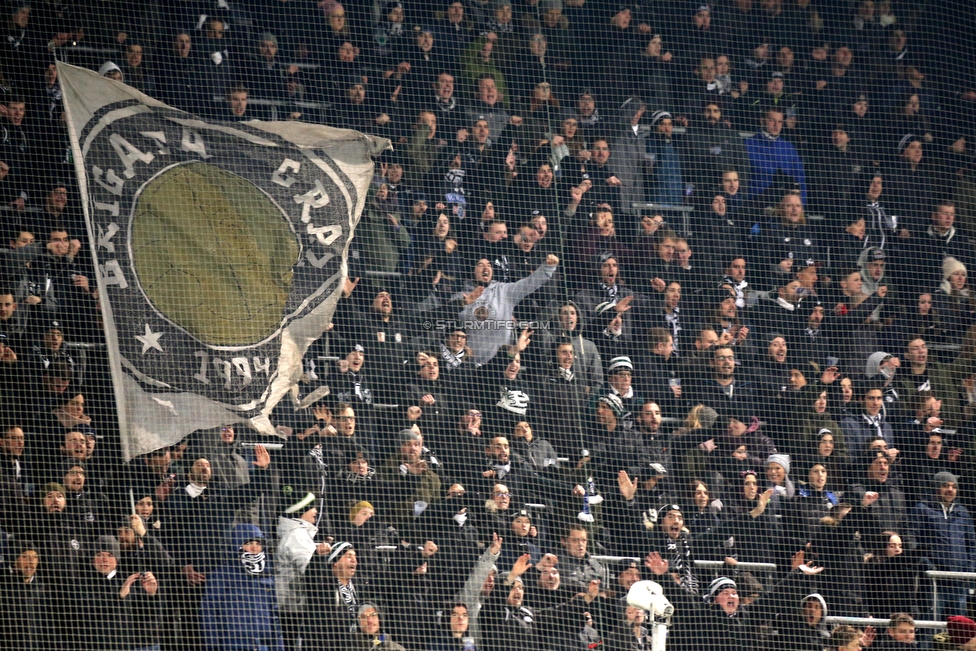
[{"x1": 135, "y1": 324, "x2": 165, "y2": 354}]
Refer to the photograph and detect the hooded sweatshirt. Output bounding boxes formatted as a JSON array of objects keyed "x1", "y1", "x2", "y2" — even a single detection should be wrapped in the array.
[
  {"x1": 611, "y1": 97, "x2": 652, "y2": 215},
  {"x1": 534, "y1": 299, "x2": 604, "y2": 393},
  {"x1": 451, "y1": 262, "x2": 556, "y2": 365},
  {"x1": 276, "y1": 516, "x2": 320, "y2": 613},
  {"x1": 784, "y1": 593, "x2": 831, "y2": 651}
]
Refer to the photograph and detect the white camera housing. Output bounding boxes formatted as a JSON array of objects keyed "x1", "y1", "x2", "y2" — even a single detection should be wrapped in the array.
[{"x1": 627, "y1": 580, "x2": 675, "y2": 619}]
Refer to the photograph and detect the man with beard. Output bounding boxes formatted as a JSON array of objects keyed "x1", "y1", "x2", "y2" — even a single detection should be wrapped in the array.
[
  {"x1": 450, "y1": 254, "x2": 558, "y2": 365},
  {"x1": 349, "y1": 288, "x2": 411, "y2": 362},
  {"x1": 913, "y1": 472, "x2": 976, "y2": 619},
  {"x1": 33, "y1": 480, "x2": 89, "y2": 609},
  {"x1": 568, "y1": 138, "x2": 623, "y2": 213},
  {"x1": 645, "y1": 111, "x2": 685, "y2": 206},
  {"x1": 378, "y1": 430, "x2": 443, "y2": 528},
  {"x1": 688, "y1": 345, "x2": 755, "y2": 421},
  {"x1": 684, "y1": 101, "x2": 750, "y2": 193}
]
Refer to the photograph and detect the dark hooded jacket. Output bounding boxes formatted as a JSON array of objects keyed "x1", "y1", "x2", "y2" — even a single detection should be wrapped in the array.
[
  {"x1": 0, "y1": 541, "x2": 60, "y2": 651},
  {"x1": 201, "y1": 523, "x2": 284, "y2": 651},
  {"x1": 777, "y1": 593, "x2": 832, "y2": 651}
]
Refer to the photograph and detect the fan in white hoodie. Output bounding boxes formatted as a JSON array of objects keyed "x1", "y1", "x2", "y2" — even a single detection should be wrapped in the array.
[{"x1": 276, "y1": 491, "x2": 328, "y2": 614}]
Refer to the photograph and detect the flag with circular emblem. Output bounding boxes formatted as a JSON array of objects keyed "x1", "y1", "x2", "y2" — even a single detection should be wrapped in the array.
[{"x1": 59, "y1": 62, "x2": 388, "y2": 460}]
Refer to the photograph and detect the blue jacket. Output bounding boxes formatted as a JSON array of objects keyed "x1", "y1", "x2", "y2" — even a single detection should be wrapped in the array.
[
  {"x1": 745, "y1": 133, "x2": 807, "y2": 205},
  {"x1": 201, "y1": 523, "x2": 284, "y2": 651},
  {"x1": 646, "y1": 136, "x2": 684, "y2": 205},
  {"x1": 912, "y1": 500, "x2": 976, "y2": 574}
]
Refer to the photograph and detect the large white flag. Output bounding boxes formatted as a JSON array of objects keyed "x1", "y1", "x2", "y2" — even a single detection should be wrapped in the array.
[{"x1": 58, "y1": 62, "x2": 388, "y2": 460}]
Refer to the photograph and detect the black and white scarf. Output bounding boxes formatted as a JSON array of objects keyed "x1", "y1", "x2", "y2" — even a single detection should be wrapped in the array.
[
  {"x1": 721, "y1": 277, "x2": 748, "y2": 308},
  {"x1": 863, "y1": 413, "x2": 883, "y2": 439},
  {"x1": 336, "y1": 579, "x2": 358, "y2": 615},
  {"x1": 664, "y1": 535, "x2": 698, "y2": 594},
  {"x1": 440, "y1": 344, "x2": 466, "y2": 369},
  {"x1": 241, "y1": 550, "x2": 266, "y2": 575}
]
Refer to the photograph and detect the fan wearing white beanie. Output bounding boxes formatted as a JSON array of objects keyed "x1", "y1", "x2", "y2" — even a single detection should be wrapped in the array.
[{"x1": 766, "y1": 454, "x2": 795, "y2": 499}]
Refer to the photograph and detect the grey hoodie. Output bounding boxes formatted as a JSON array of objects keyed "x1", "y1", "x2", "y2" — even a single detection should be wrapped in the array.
[
  {"x1": 536, "y1": 299, "x2": 604, "y2": 393},
  {"x1": 452, "y1": 262, "x2": 556, "y2": 365},
  {"x1": 611, "y1": 97, "x2": 653, "y2": 217},
  {"x1": 201, "y1": 428, "x2": 251, "y2": 489}
]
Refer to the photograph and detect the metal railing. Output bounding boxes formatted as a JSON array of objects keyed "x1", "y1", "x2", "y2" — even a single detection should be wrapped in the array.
[
  {"x1": 591, "y1": 556, "x2": 776, "y2": 573},
  {"x1": 694, "y1": 559, "x2": 777, "y2": 572},
  {"x1": 926, "y1": 570, "x2": 976, "y2": 620},
  {"x1": 825, "y1": 617, "x2": 947, "y2": 630}
]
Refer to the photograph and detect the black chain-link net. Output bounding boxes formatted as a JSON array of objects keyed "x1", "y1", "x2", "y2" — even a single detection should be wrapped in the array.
[{"x1": 2, "y1": 0, "x2": 976, "y2": 650}]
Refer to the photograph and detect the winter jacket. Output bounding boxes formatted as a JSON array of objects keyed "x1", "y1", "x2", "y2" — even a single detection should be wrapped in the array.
[
  {"x1": 682, "y1": 122, "x2": 750, "y2": 193},
  {"x1": 744, "y1": 131, "x2": 807, "y2": 205},
  {"x1": 0, "y1": 574, "x2": 62, "y2": 650},
  {"x1": 276, "y1": 516, "x2": 320, "y2": 613},
  {"x1": 850, "y1": 480, "x2": 914, "y2": 549},
  {"x1": 199, "y1": 429, "x2": 252, "y2": 490},
  {"x1": 163, "y1": 467, "x2": 271, "y2": 574},
  {"x1": 645, "y1": 134, "x2": 684, "y2": 205},
  {"x1": 912, "y1": 500, "x2": 976, "y2": 573},
  {"x1": 777, "y1": 593, "x2": 832, "y2": 651},
  {"x1": 841, "y1": 412, "x2": 895, "y2": 456},
  {"x1": 345, "y1": 632, "x2": 408, "y2": 651},
  {"x1": 80, "y1": 569, "x2": 136, "y2": 651},
  {"x1": 785, "y1": 485, "x2": 840, "y2": 548},
  {"x1": 201, "y1": 523, "x2": 284, "y2": 651}
]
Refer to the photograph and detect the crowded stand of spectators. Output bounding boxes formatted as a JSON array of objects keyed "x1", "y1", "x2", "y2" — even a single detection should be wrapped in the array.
[{"x1": 4, "y1": 0, "x2": 976, "y2": 650}]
